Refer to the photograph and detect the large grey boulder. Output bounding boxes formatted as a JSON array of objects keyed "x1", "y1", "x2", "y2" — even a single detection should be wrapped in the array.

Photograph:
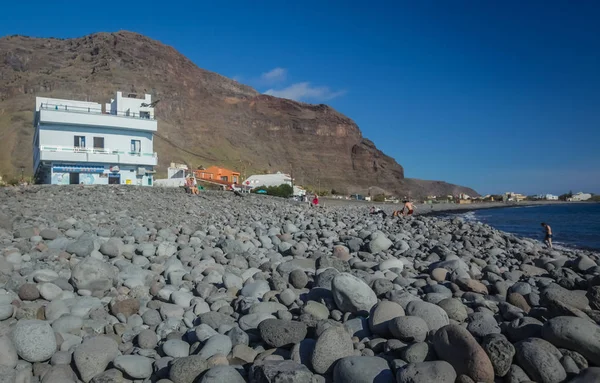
[
  {"x1": 514, "y1": 337, "x2": 566, "y2": 383},
  {"x1": 311, "y1": 326, "x2": 354, "y2": 374},
  {"x1": 405, "y1": 301, "x2": 449, "y2": 331},
  {"x1": 396, "y1": 361, "x2": 457, "y2": 383},
  {"x1": 541, "y1": 316, "x2": 600, "y2": 366},
  {"x1": 333, "y1": 356, "x2": 395, "y2": 383},
  {"x1": 71, "y1": 258, "x2": 117, "y2": 291},
  {"x1": 258, "y1": 319, "x2": 307, "y2": 348},
  {"x1": 332, "y1": 273, "x2": 377, "y2": 314},
  {"x1": 73, "y1": 336, "x2": 119, "y2": 383},
  {"x1": 369, "y1": 301, "x2": 405, "y2": 337},
  {"x1": 11, "y1": 320, "x2": 57, "y2": 363}
]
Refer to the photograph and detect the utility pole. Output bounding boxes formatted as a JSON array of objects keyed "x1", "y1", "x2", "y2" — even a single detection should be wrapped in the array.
[{"x1": 290, "y1": 164, "x2": 294, "y2": 193}]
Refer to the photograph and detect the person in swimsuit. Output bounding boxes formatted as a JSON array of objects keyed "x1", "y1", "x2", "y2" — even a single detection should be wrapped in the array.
[
  {"x1": 541, "y1": 223, "x2": 552, "y2": 248},
  {"x1": 402, "y1": 200, "x2": 415, "y2": 216}
]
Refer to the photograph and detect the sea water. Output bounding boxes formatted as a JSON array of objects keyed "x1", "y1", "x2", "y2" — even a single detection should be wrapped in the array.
[{"x1": 455, "y1": 204, "x2": 600, "y2": 251}]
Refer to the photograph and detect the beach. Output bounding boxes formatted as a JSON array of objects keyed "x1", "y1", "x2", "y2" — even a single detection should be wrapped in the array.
[{"x1": 0, "y1": 185, "x2": 598, "y2": 382}]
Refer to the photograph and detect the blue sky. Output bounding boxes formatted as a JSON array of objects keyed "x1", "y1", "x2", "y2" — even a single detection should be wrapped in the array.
[{"x1": 1, "y1": 1, "x2": 599, "y2": 195}]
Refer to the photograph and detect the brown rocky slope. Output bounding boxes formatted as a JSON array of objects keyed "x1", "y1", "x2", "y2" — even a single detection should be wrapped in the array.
[{"x1": 0, "y1": 31, "x2": 477, "y2": 197}]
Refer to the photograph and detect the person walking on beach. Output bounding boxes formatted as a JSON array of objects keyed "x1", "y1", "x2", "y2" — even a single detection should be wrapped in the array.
[{"x1": 541, "y1": 222, "x2": 553, "y2": 248}]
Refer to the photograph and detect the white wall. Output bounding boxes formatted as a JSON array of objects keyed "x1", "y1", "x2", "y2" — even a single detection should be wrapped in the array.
[
  {"x1": 115, "y1": 92, "x2": 155, "y2": 119},
  {"x1": 244, "y1": 173, "x2": 292, "y2": 188},
  {"x1": 39, "y1": 124, "x2": 153, "y2": 154},
  {"x1": 35, "y1": 97, "x2": 101, "y2": 112}
]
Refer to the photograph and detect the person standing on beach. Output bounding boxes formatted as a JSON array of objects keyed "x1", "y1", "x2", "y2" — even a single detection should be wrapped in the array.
[
  {"x1": 312, "y1": 194, "x2": 319, "y2": 207},
  {"x1": 541, "y1": 222, "x2": 553, "y2": 248},
  {"x1": 402, "y1": 200, "x2": 415, "y2": 216}
]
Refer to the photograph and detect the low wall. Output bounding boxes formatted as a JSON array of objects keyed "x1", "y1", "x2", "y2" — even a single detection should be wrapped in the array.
[{"x1": 154, "y1": 178, "x2": 185, "y2": 187}]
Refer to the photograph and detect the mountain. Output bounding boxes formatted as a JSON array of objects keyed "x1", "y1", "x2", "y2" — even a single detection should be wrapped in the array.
[{"x1": 0, "y1": 31, "x2": 477, "y2": 197}]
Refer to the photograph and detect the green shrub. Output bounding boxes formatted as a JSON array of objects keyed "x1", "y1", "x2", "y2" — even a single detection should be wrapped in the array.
[
  {"x1": 373, "y1": 194, "x2": 386, "y2": 202},
  {"x1": 251, "y1": 184, "x2": 293, "y2": 198}
]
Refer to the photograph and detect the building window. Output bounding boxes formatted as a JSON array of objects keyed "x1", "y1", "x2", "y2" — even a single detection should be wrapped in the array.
[
  {"x1": 130, "y1": 140, "x2": 141, "y2": 154},
  {"x1": 220, "y1": 176, "x2": 228, "y2": 182},
  {"x1": 93, "y1": 137, "x2": 104, "y2": 149},
  {"x1": 74, "y1": 136, "x2": 85, "y2": 148},
  {"x1": 140, "y1": 111, "x2": 150, "y2": 119}
]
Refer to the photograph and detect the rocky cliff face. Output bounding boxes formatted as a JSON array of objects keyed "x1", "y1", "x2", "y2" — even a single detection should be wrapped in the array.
[{"x1": 0, "y1": 31, "x2": 476, "y2": 197}]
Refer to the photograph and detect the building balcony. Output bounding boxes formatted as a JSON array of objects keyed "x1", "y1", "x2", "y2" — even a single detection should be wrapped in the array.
[
  {"x1": 39, "y1": 103, "x2": 157, "y2": 132},
  {"x1": 37, "y1": 145, "x2": 158, "y2": 167}
]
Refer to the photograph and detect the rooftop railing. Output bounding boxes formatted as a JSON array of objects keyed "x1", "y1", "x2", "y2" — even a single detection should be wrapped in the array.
[
  {"x1": 39, "y1": 145, "x2": 157, "y2": 158},
  {"x1": 40, "y1": 103, "x2": 156, "y2": 120}
]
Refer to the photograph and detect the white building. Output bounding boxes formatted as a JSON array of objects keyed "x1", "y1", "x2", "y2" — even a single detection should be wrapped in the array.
[
  {"x1": 154, "y1": 163, "x2": 189, "y2": 188},
  {"x1": 244, "y1": 172, "x2": 305, "y2": 196},
  {"x1": 569, "y1": 192, "x2": 592, "y2": 201},
  {"x1": 33, "y1": 91, "x2": 158, "y2": 186},
  {"x1": 545, "y1": 194, "x2": 559, "y2": 200}
]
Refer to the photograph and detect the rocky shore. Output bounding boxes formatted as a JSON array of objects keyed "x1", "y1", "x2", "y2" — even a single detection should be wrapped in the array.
[{"x1": 0, "y1": 185, "x2": 599, "y2": 383}]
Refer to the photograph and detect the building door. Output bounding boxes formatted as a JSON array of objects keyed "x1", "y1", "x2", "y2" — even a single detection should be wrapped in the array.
[
  {"x1": 108, "y1": 174, "x2": 120, "y2": 185},
  {"x1": 69, "y1": 173, "x2": 80, "y2": 184}
]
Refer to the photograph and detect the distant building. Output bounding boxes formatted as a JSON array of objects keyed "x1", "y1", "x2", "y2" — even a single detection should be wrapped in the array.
[
  {"x1": 196, "y1": 166, "x2": 240, "y2": 184},
  {"x1": 155, "y1": 163, "x2": 189, "y2": 187},
  {"x1": 244, "y1": 171, "x2": 305, "y2": 196},
  {"x1": 569, "y1": 192, "x2": 592, "y2": 202},
  {"x1": 504, "y1": 192, "x2": 527, "y2": 202},
  {"x1": 33, "y1": 91, "x2": 157, "y2": 186},
  {"x1": 545, "y1": 194, "x2": 559, "y2": 200}
]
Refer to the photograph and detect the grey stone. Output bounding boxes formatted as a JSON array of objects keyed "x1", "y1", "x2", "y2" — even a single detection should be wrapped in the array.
[
  {"x1": 200, "y1": 365, "x2": 245, "y2": 383},
  {"x1": 11, "y1": 320, "x2": 57, "y2": 363},
  {"x1": 71, "y1": 258, "x2": 116, "y2": 291},
  {"x1": 401, "y1": 342, "x2": 430, "y2": 363},
  {"x1": 514, "y1": 337, "x2": 566, "y2": 383},
  {"x1": 251, "y1": 360, "x2": 315, "y2": 382},
  {"x1": 99, "y1": 238, "x2": 122, "y2": 257},
  {"x1": 541, "y1": 316, "x2": 600, "y2": 366},
  {"x1": 332, "y1": 273, "x2": 377, "y2": 314},
  {"x1": 481, "y1": 334, "x2": 515, "y2": 377},
  {"x1": 344, "y1": 317, "x2": 371, "y2": 339},
  {"x1": 162, "y1": 339, "x2": 190, "y2": 358},
  {"x1": 258, "y1": 319, "x2": 307, "y2": 348},
  {"x1": 437, "y1": 298, "x2": 468, "y2": 322},
  {"x1": 240, "y1": 280, "x2": 270, "y2": 299},
  {"x1": 368, "y1": 301, "x2": 405, "y2": 337},
  {"x1": 0, "y1": 336, "x2": 18, "y2": 368},
  {"x1": 333, "y1": 356, "x2": 394, "y2": 383},
  {"x1": 311, "y1": 326, "x2": 354, "y2": 374},
  {"x1": 197, "y1": 334, "x2": 232, "y2": 359},
  {"x1": 466, "y1": 312, "x2": 501, "y2": 338},
  {"x1": 405, "y1": 301, "x2": 449, "y2": 331},
  {"x1": 368, "y1": 234, "x2": 393, "y2": 253},
  {"x1": 389, "y1": 316, "x2": 429, "y2": 343},
  {"x1": 199, "y1": 312, "x2": 235, "y2": 329},
  {"x1": 569, "y1": 368, "x2": 600, "y2": 383},
  {"x1": 289, "y1": 269, "x2": 308, "y2": 289},
  {"x1": 74, "y1": 336, "x2": 119, "y2": 383},
  {"x1": 239, "y1": 313, "x2": 276, "y2": 331},
  {"x1": 396, "y1": 361, "x2": 457, "y2": 383},
  {"x1": 169, "y1": 355, "x2": 208, "y2": 383},
  {"x1": 113, "y1": 355, "x2": 153, "y2": 379},
  {"x1": 66, "y1": 234, "x2": 95, "y2": 256}
]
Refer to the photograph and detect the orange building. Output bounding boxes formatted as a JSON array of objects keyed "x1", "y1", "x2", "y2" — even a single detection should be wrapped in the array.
[{"x1": 195, "y1": 166, "x2": 240, "y2": 184}]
